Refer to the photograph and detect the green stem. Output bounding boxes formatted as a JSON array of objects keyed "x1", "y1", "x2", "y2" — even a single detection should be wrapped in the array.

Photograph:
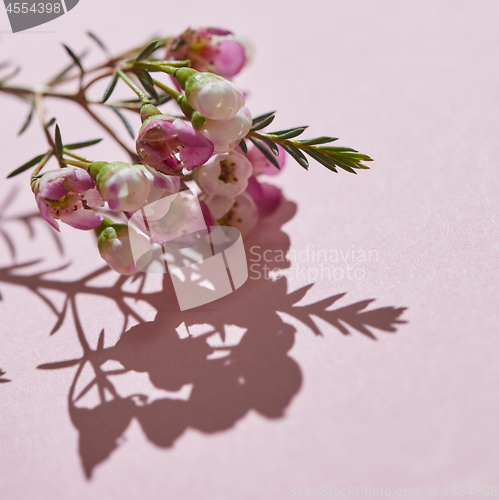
[
  {"x1": 152, "y1": 78, "x2": 201, "y2": 123},
  {"x1": 116, "y1": 69, "x2": 151, "y2": 105},
  {"x1": 63, "y1": 149, "x2": 92, "y2": 163},
  {"x1": 64, "y1": 159, "x2": 91, "y2": 170},
  {"x1": 31, "y1": 151, "x2": 53, "y2": 179},
  {"x1": 151, "y1": 78, "x2": 182, "y2": 101},
  {"x1": 80, "y1": 102, "x2": 138, "y2": 161},
  {"x1": 48, "y1": 38, "x2": 174, "y2": 87},
  {"x1": 132, "y1": 60, "x2": 189, "y2": 75}
]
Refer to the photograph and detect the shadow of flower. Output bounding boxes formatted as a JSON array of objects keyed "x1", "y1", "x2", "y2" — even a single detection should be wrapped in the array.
[{"x1": 0, "y1": 188, "x2": 407, "y2": 478}]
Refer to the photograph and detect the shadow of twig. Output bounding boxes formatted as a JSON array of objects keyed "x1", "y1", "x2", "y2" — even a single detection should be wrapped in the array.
[
  {"x1": 0, "y1": 188, "x2": 408, "y2": 478},
  {"x1": 0, "y1": 369, "x2": 10, "y2": 383}
]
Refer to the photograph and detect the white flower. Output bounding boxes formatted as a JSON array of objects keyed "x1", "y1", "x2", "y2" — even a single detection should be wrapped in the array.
[
  {"x1": 194, "y1": 151, "x2": 252, "y2": 197},
  {"x1": 185, "y1": 72, "x2": 245, "y2": 121},
  {"x1": 203, "y1": 192, "x2": 258, "y2": 236},
  {"x1": 201, "y1": 194, "x2": 236, "y2": 220},
  {"x1": 199, "y1": 106, "x2": 252, "y2": 153}
]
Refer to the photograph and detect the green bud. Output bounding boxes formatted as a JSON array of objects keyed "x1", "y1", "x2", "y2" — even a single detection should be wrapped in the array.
[
  {"x1": 191, "y1": 111, "x2": 206, "y2": 131},
  {"x1": 174, "y1": 67, "x2": 198, "y2": 90},
  {"x1": 89, "y1": 161, "x2": 111, "y2": 181},
  {"x1": 94, "y1": 216, "x2": 120, "y2": 239},
  {"x1": 140, "y1": 103, "x2": 162, "y2": 123}
]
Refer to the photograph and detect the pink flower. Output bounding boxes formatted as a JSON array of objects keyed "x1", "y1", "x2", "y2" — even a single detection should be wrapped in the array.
[
  {"x1": 166, "y1": 28, "x2": 247, "y2": 79},
  {"x1": 199, "y1": 106, "x2": 252, "y2": 153},
  {"x1": 246, "y1": 142, "x2": 286, "y2": 176},
  {"x1": 194, "y1": 151, "x2": 252, "y2": 197},
  {"x1": 136, "y1": 115, "x2": 214, "y2": 175},
  {"x1": 33, "y1": 166, "x2": 104, "y2": 232},
  {"x1": 203, "y1": 192, "x2": 258, "y2": 237}
]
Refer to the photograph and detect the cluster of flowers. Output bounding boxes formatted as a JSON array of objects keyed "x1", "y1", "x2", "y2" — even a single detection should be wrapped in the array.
[{"x1": 32, "y1": 28, "x2": 285, "y2": 275}]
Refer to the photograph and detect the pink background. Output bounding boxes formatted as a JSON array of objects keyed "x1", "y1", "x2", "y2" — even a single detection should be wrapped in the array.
[{"x1": 1, "y1": 1, "x2": 499, "y2": 498}]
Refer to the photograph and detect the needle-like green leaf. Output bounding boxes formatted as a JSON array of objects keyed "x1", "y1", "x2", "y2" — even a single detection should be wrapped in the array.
[{"x1": 7, "y1": 153, "x2": 46, "y2": 178}]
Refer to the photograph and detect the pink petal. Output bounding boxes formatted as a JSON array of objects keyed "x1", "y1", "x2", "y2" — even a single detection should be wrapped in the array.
[
  {"x1": 66, "y1": 167, "x2": 95, "y2": 193},
  {"x1": 247, "y1": 143, "x2": 286, "y2": 176},
  {"x1": 214, "y1": 39, "x2": 246, "y2": 78},
  {"x1": 38, "y1": 173, "x2": 68, "y2": 200},
  {"x1": 245, "y1": 177, "x2": 282, "y2": 215},
  {"x1": 199, "y1": 200, "x2": 217, "y2": 230},
  {"x1": 173, "y1": 119, "x2": 215, "y2": 169},
  {"x1": 36, "y1": 194, "x2": 59, "y2": 231},
  {"x1": 205, "y1": 27, "x2": 232, "y2": 36},
  {"x1": 60, "y1": 209, "x2": 104, "y2": 230},
  {"x1": 140, "y1": 116, "x2": 178, "y2": 139},
  {"x1": 83, "y1": 188, "x2": 105, "y2": 208},
  {"x1": 137, "y1": 116, "x2": 213, "y2": 172}
]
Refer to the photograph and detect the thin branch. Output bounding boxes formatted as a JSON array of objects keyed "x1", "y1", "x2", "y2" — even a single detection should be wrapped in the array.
[{"x1": 80, "y1": 102, "x2": 138, "y2": 162}]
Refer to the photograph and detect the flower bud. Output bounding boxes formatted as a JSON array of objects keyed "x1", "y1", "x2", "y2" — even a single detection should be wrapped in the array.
[
  {"x1": 95, "y1": 219, "x2": 142, "y2": 276},
  {"x1": 199, "y1": 106, "x2": 252, "y2": 153},
  {"x1": 184, "y1": 72, "x2": 245, "y2": 121},
  {"x1": 194, "y1": 151, "x2": 252, "y2": 197},
  {"x1": 140, "y1": 103, "x2": 163, "y2": 122},
  {"x1": 90, "y1": 162, "x2": 151, "y2": 212}
]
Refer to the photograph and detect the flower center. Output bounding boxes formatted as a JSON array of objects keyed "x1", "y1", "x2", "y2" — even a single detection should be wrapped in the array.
[{"x1": 218, "y1": 159, "x2": 238, "y2": 184}]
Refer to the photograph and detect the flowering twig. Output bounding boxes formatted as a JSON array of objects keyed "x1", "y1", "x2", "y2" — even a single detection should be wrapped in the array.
[{"x1": 1, "y1": 27, "x2": 375, "y2": 276}]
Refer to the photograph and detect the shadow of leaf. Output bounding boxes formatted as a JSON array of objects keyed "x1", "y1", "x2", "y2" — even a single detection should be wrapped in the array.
[
  {"x1": 0, "y1": 368, "x2": 10, "y2": 383},
  {"x1": 0, "y1": 188, "x2": 409, "y2": 478}
]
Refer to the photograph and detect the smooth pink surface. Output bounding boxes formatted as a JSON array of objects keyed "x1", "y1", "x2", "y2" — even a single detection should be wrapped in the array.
[{"x1": 1, "y1": 1, "x2": 499, "y2": 499}]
